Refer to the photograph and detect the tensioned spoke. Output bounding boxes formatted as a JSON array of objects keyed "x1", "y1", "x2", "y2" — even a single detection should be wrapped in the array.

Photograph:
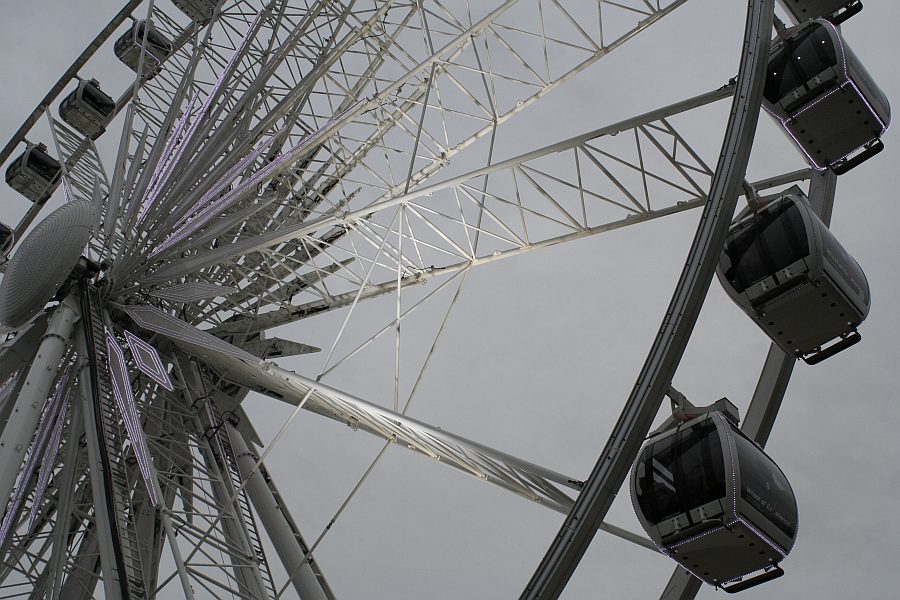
[{"x1": 119, "y1": 302, "x2": 656, "y2": 553}]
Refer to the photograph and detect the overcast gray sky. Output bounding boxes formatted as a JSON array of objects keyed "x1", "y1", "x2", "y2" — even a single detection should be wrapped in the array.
[{"x1": 1, "y1": 1, "x2": 899, "y2": 598}]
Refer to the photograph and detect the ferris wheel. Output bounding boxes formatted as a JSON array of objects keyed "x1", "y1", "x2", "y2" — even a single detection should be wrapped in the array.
[{"x1": 0, "y1": 0, "x2": 891, "y2": 598}]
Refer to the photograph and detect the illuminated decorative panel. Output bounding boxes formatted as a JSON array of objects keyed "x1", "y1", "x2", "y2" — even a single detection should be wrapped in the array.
[
  {"x1": 123, "y1": 304, "x2": 259, "y2": 363},
  {"x1": 124, "y1": 330, "x2": 174, "y2": 391},
  {"x1": 105, "y1": 330, "x2": 160, "y2": 507}
]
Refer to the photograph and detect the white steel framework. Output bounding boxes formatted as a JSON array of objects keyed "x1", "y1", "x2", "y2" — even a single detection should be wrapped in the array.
[{"x1": 0, "y1": 0, "x2": 889, "y2": 598}]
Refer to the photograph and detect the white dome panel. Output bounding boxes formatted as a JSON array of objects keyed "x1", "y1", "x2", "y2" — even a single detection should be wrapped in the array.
[{"x1": 0, "y1": 201, "x2": 94, "y2": 327}]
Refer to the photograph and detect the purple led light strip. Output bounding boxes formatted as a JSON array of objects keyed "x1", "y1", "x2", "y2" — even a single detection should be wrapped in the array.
[
  {"x1": 135, "y1": 92, "x2": 200, "y2": 225},
  {"x1": 153, "y1": 93, "x2": 205, "y2": 188},
  {"x1": 827, "y1": 20, "x2": 849, "y2": 80},
  {"x1": 202, "y1": 9, "x2": 264, "y2": 116},
  {"x1": 150, "y1": 91, "x2": 198, "y2": 189},
  {"x1": 160, "y1": 128, "x2": 284, "y2": 239},
  {"x1": 27, "y1": 386, "x2": 72, "y2": 531},
  {"x1": 123, "y1": 305, "x2": 259, "y2": 363},
  {"x1": 151, "y1": 99, "x2": 365, "y2": 257},
  {"x1": 0, "y1": 365, "x2": 72, "y2": 547},
  {"x1": 770, "y1": 22, "x2": 889, "y2": 171},
  {"x1": 724, "y1": 415, "x2": 738, "y2": 518},
  {"x1": 105, "y1": 330, "x2": 160, "y2": 507},
  {"x1": 724, "y1": 418, "x2": 788, "y2": 557},
  {"x1": 847, "y1": 79, "x2": 889, "y2": 134},
  {"x1": 144, "y1": 10, "x2": 318, "y2": 255},
  {"x1": 735, "y1": 515, "x2": 787, "y2": 558},
  {"x1": 124, "y1": 330, "x2": 174, "y2": 391},
  {"x1": 0, "y1": 371, "x2": 20, "y2": 410},
  {"x1": 776, "y1": 80, "x2": 886, "y2": 170},
  {"x1": 137, "y1": 11, "x2": 263, "y2": 234},
  {"x1": 148, "y1": 129, "x2": 290, "y2": 256}
]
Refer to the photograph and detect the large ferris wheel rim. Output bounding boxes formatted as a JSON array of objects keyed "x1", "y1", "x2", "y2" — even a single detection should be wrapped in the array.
[
  {"x1": 0, "y1": 0, "x2": 835, "y2": 597},
  {"x1": 0, "y1": 0, "x2": 144, "y2": 170},
  {"x1": 520, "y1": 0, "x2": 776, "y2": 597}
]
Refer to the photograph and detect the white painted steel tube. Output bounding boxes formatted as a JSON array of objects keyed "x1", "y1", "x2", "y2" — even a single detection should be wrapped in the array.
[
  {"x1": 226, "y1": 421, "x2": 329, "y2": 600},
  {"x1": 0, "y1": 294, "x2": 78, "y2": 509}
]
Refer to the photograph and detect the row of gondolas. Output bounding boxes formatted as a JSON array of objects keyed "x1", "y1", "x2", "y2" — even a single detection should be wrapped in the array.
[{"x1": 631, "y1": 1, "x2": 885, "y2": 593}]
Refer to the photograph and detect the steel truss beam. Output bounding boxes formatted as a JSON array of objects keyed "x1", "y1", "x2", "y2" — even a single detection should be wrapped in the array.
[
  {"x1": 139, "y1": 85, "x2": 736, "y2": 323},
  {"x1": 105, "y1": 1, "x2": 695, "y2": 311}
]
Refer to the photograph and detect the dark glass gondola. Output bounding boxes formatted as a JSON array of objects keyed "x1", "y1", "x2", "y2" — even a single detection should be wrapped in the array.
[
  {"x1": 4, "y1": 143, "x2": 62, "y2": 204},
  {"x1": 114, "y1": 21, "x2": 173, "y2": 79},
  {"x1": 58, "y1": 79, "x2": 116, "y2": 139},
  {"x1": 172, "y1": 0, "x2": 217, "y2": 24},
  {"x1": 717, "y1": 187, "x2": 868, "y2": 364},
  {"x1": 778, "y1": 0, "x2": 863, "y2": 24},
  {"x1": 763, "y1": 19, "x2": 890, "y2": 174},
  {"x1": 631, "y1": 411, "x2": 798, "y2": 591},
  {"x1": 0, "y1": 223, "x2": 14, "y2": 258}
]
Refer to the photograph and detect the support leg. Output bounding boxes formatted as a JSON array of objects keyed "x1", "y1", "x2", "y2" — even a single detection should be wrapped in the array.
[
  {"x1": 226, "y1": 419, "x2": 333, "y2": 600},
  {"x1": 0, "y1": 295, "x2": 79, "y2": 507},
  {"x1": 75, "y1": 330, "x2": 125, "y2": 600},
  {"x1": 47, "y1": 396, "x2": 85, "y2": 600}
]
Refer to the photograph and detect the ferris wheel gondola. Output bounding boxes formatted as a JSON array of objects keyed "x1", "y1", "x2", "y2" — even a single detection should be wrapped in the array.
[
  {"x1": 4, "y1": 143, "x2": 62, "y2": 204},
  {"x1": 717, "y1": 186, "x2": 869, "y2": 364},
  {"x1": 778, "y1": 0, "x2": 863, "y2": 24},
  {"x1": 58, "y1": 79, "x2": 116, "y2": 140},
  {"x1": 171, "y1": 0, "x2": 217, "y2": 24},
  {"x1": 113, "y1": 20, "x2": 173, "y2": 79},
  {"x1": 631, "y1": 408, "x2": 798, "y2": 592},
  {"x1": 763, "y1": 18, "x2": 890, "y2": 174}
]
